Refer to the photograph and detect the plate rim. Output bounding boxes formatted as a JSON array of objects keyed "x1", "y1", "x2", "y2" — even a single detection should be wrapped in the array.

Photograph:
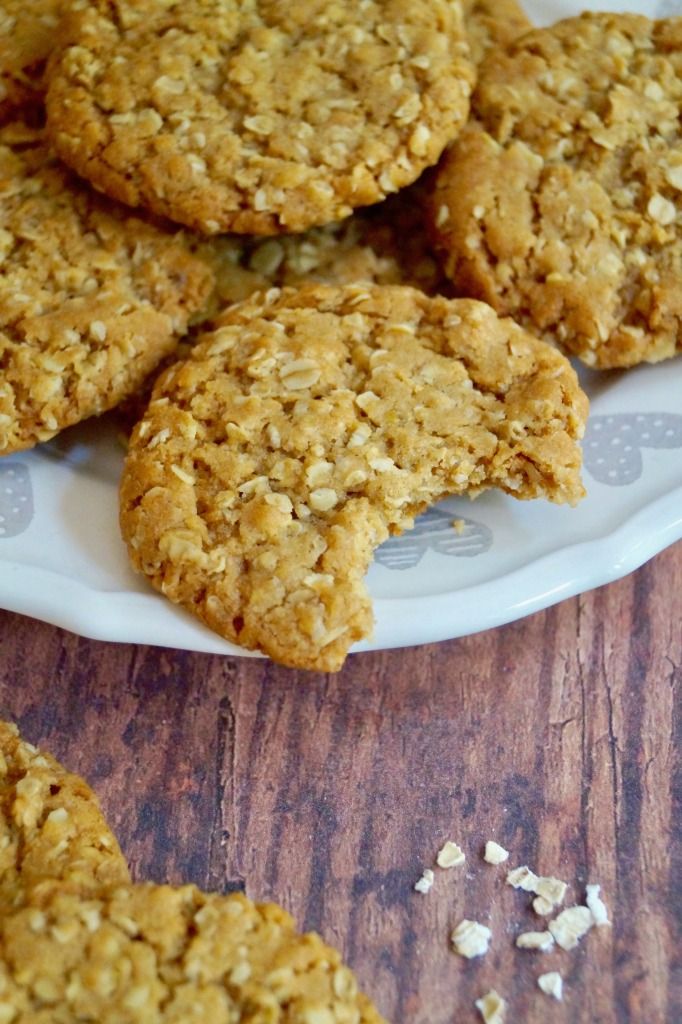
[{"x1": 1, "y1": 483, "x2": 680, "y2": 659}]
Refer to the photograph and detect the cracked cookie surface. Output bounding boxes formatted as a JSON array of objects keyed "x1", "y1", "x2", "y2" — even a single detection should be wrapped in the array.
[
  {"x1": 120, "y1": 284, "x2": 588, "y2": 672},
  {"x1": 428, "y1": 13, "x2": 682, "y2": 368},
  {"x1": 45, "y1": 0, "x2": 474, "y2": 235},
  {"x1": 0, "y1": 0, "x2": 62, "y2": 121},
  {"x1": 0, "y1": 118, "x2": 213, "y2": 455},
  {"x1": 0, "y1": 721, "x2": 129, "y2": 913}
]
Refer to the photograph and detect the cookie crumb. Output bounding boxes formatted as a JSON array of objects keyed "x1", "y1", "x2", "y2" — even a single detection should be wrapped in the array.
[
  {"x1": 506, "y1": 866, "x2": 567, "y2": 909},
  {"x1": 538, "y1": 972, "x2": 563, "y2": 1001},
  {"x1": 475, "y1": 989, "x2": 506, "y2": 1023},
  {"x1": 484, "y1": 841, "x2": 509, "y2": 865},
  {"x1": 506, "y1": 865, "x2": 538, "y2": 892},
  {"x1": 532, "y1": 896, "x2": 555, "y2": 916},
  {"x1": 515, "y1": 930, "x2": 554, "y2": 952},
  {"x1": 585, "y1": 884, "x2": 610, "y2": 927},
  {"x1": 451, "y1": 919, "x2": 492, "y2": 959},
  {"x1": 414, "y1": 868, "x2": 435, "y2": 895},
  {"x1": 437, "y1": 841, "x2": 466, "y2": 869},
  {"x1": 452, "y1": 518, "x2": 466, "y2": 535},
  {"x1": 548, "y1": 906, "x2": 593, "y2": 951},
  {"x1": 535, "y1": 876, "x2": 568, "y2": 907}
]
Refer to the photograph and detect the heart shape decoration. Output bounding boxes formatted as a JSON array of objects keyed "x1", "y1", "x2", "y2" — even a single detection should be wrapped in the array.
[
  {"x1": 0, "y1": 464, "x2": 33, "y2": 538},
  {"x1": 375, "y1": 508, "x2": 493, "y2": 571},
  {"x1": 583, "y1": 413, "x2": 682, "y2": 487}
]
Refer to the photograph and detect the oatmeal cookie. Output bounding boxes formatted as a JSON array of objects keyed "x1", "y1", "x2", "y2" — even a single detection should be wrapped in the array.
[
  {"x1": 118, "y1": 185, "x2": 446, "y2": 433},
  {"x1": 1, "y1": 884, "x2": 385, "y2": 1023},
  {"x1": 0, "y1": 118, "x2": 213, "y2": 455},
  {"x1": 465, "y1": 0, "x2": 530, "y2": 65},
  {"x1": 200, "y1": 183, "x2": 448, "y2": 313},
  {"x1": 45, "y1": 0, "x2": 474, "y2": 235},
  {"x1": 0, "y1": 724, "x2": 384, "y2": 1022},
  {"x1": 0, "y1": 721, "x2": 129, "y2": 912},
  {"x1": 0, "y1": 1, "x2": 62, "y2": 121},
  {"x1": 427, "y1": 13, "x2": 682, "y2": 368},
  {"x1": 120, "y1": 284, "x2": 588, "y2": 672}
]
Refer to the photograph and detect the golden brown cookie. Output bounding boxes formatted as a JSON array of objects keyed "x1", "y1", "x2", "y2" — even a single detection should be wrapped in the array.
[
  {"x1": 0, "y1": 1, "x2": 62, "y2": 121},
  {"x1": 117, "y1": 184, "x2": 446, "y2": 434},
  {"x1": 0, "y1": 117, "x2": 213, "y2": 455},
  {"x1": 0, "y1": 721, "x2": 129, "y2": 912},
  {"x1": 0, "y1": 723, "x2": 385, "y2": 1023},
  {"x1": 0, "y1": 884, "x2": 385, "y2": 1023},
  {"x1": 120, "y1": 284, "x2": 588, "y2": 672},
  {"x1": 199, "y1": 183, "x2": 449, "y2": 313},
  {"x1": 118, "y1": 187, "x2": 445, "y2": 436},
  {"x1": 45, "y1": 0, "x2": 474, "y2": 235},
  {"x1": 465, "y1": 0, "x2": 530, "y2": 65},
  {"x1": 427, "y1": 13, "x2": 682, "y2": 369}
]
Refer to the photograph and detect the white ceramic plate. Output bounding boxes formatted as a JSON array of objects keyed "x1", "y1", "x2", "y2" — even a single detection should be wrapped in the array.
[{"x1": 1, "y1": 0, "x2": 681, "y2": 659}]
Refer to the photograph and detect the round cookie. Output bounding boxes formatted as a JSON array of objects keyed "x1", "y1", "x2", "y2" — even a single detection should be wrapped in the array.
[
  {"x1": 0, "y1": 720, "x2": 130, "y2": 912},
  {"x1": 427, "y1": 13, "x2": 682, "y2": 369},
  {"x1": 120, "y1": 284, "x2": 588, "y2": 672},
  {"x1": 0, "y1": 0, "x2": 62, "y2": 121},
  {"x1": 45, "y1": 0, "x2": 474, "y2": 235},
  {"x1": 0, "y1": 117, "x2": 214, "y2": 455},
  {"x1": 465, "y1": 0, "x2": 531, "y2": 65},
  {"x1": 1, "y1": 884, "x2": 386, "y2": 1023}
]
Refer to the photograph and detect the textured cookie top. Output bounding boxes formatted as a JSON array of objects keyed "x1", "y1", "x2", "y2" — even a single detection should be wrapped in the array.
[
  {"x1": 1, "y1": 884, "x2": 385, "y2": 1023},
  {"x1": 428, "y1": 13, "x2": 682, "y2": 368},
  {"x1": 120, "y1": 284, "x2": 588, "y2": 671},
  {"x1": 0, "y1": 721, "x2": 129, "y2": 912},
  {"x1": 0, "y1": 1, "x2": 62, "y2": 120},
  {"x1": 118, "y1": 186, "x2": 446, "y2": 431},
  {"x1": 465, "y1": 0, "x2": 530, "y2": 65},
  {"x1": 46, "y1": 0, "x2": 474, "y2": 234},
  {"x1": 0, "y1": 119, "x2": 213, "y2": 454}
]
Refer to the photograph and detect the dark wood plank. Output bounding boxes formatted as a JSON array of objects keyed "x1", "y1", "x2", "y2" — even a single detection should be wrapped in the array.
[{"x1": 0, "y1": 543, "x2": 679, "y2": 1024}]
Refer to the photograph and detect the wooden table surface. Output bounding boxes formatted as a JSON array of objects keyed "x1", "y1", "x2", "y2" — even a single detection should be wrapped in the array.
[{"x1": 0, "y1": 542, "x2": 679, "y2": 1024}]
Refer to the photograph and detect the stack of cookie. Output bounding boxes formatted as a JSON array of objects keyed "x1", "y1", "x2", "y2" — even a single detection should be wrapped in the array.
[
  {"x1": 0, "y1": 719, "x2": 386, "y2": 1021},
  {"x1": 1, "y1": 1, "x2": 679, "y2": 670}
]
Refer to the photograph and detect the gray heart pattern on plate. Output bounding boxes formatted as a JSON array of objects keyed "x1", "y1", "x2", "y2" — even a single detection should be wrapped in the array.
[
  {"x1": 0, "y1": 464, "x2": 33, "y2": 538},
  {"x1": 375, "y1": 508, "x2": 492, "y2": 571},
  {"x1": 583, "y1": 413, "x2": 682, "y2": 486}
]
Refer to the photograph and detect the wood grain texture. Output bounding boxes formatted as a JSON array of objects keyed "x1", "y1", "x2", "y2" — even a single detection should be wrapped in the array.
[{"x1": 0, "y1": 543, "x2": 680, "y2": 1024}]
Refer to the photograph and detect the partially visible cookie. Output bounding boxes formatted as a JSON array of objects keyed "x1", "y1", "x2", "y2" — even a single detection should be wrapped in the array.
[
  {"x1": 0, "y1": 1, "x2": 62, "y2": 121},
  {"x1": 0, "y1": 723, "x2": 385, "y2": 1022},
  {"x1": 0, "y1": 118, "x2": 214, "y2": 455},
  {"x1": 427, "y1": 13, "x2": 682, "y2": 368},
  {"x1": 465, "y1": 0, "x2": 530, "y2": 65},
  {"x1": 0, "y1": 721, "x2": 129, "y2": 912},
  {"x1": 117, "y1": 184, "x2": 446, "y2": 433},
  {"x1": 120, "y1": 284, "x2": 588, "y2": 671},
  {"x1": 1, "y1": 884, "x2": 386, "y2": 1023},
  {"x1": 200, "y1": 184, "x2": 449, "y2": 313},
  {"x1": 46, "y1": 0, "x2": 474, "y2": 234}
]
